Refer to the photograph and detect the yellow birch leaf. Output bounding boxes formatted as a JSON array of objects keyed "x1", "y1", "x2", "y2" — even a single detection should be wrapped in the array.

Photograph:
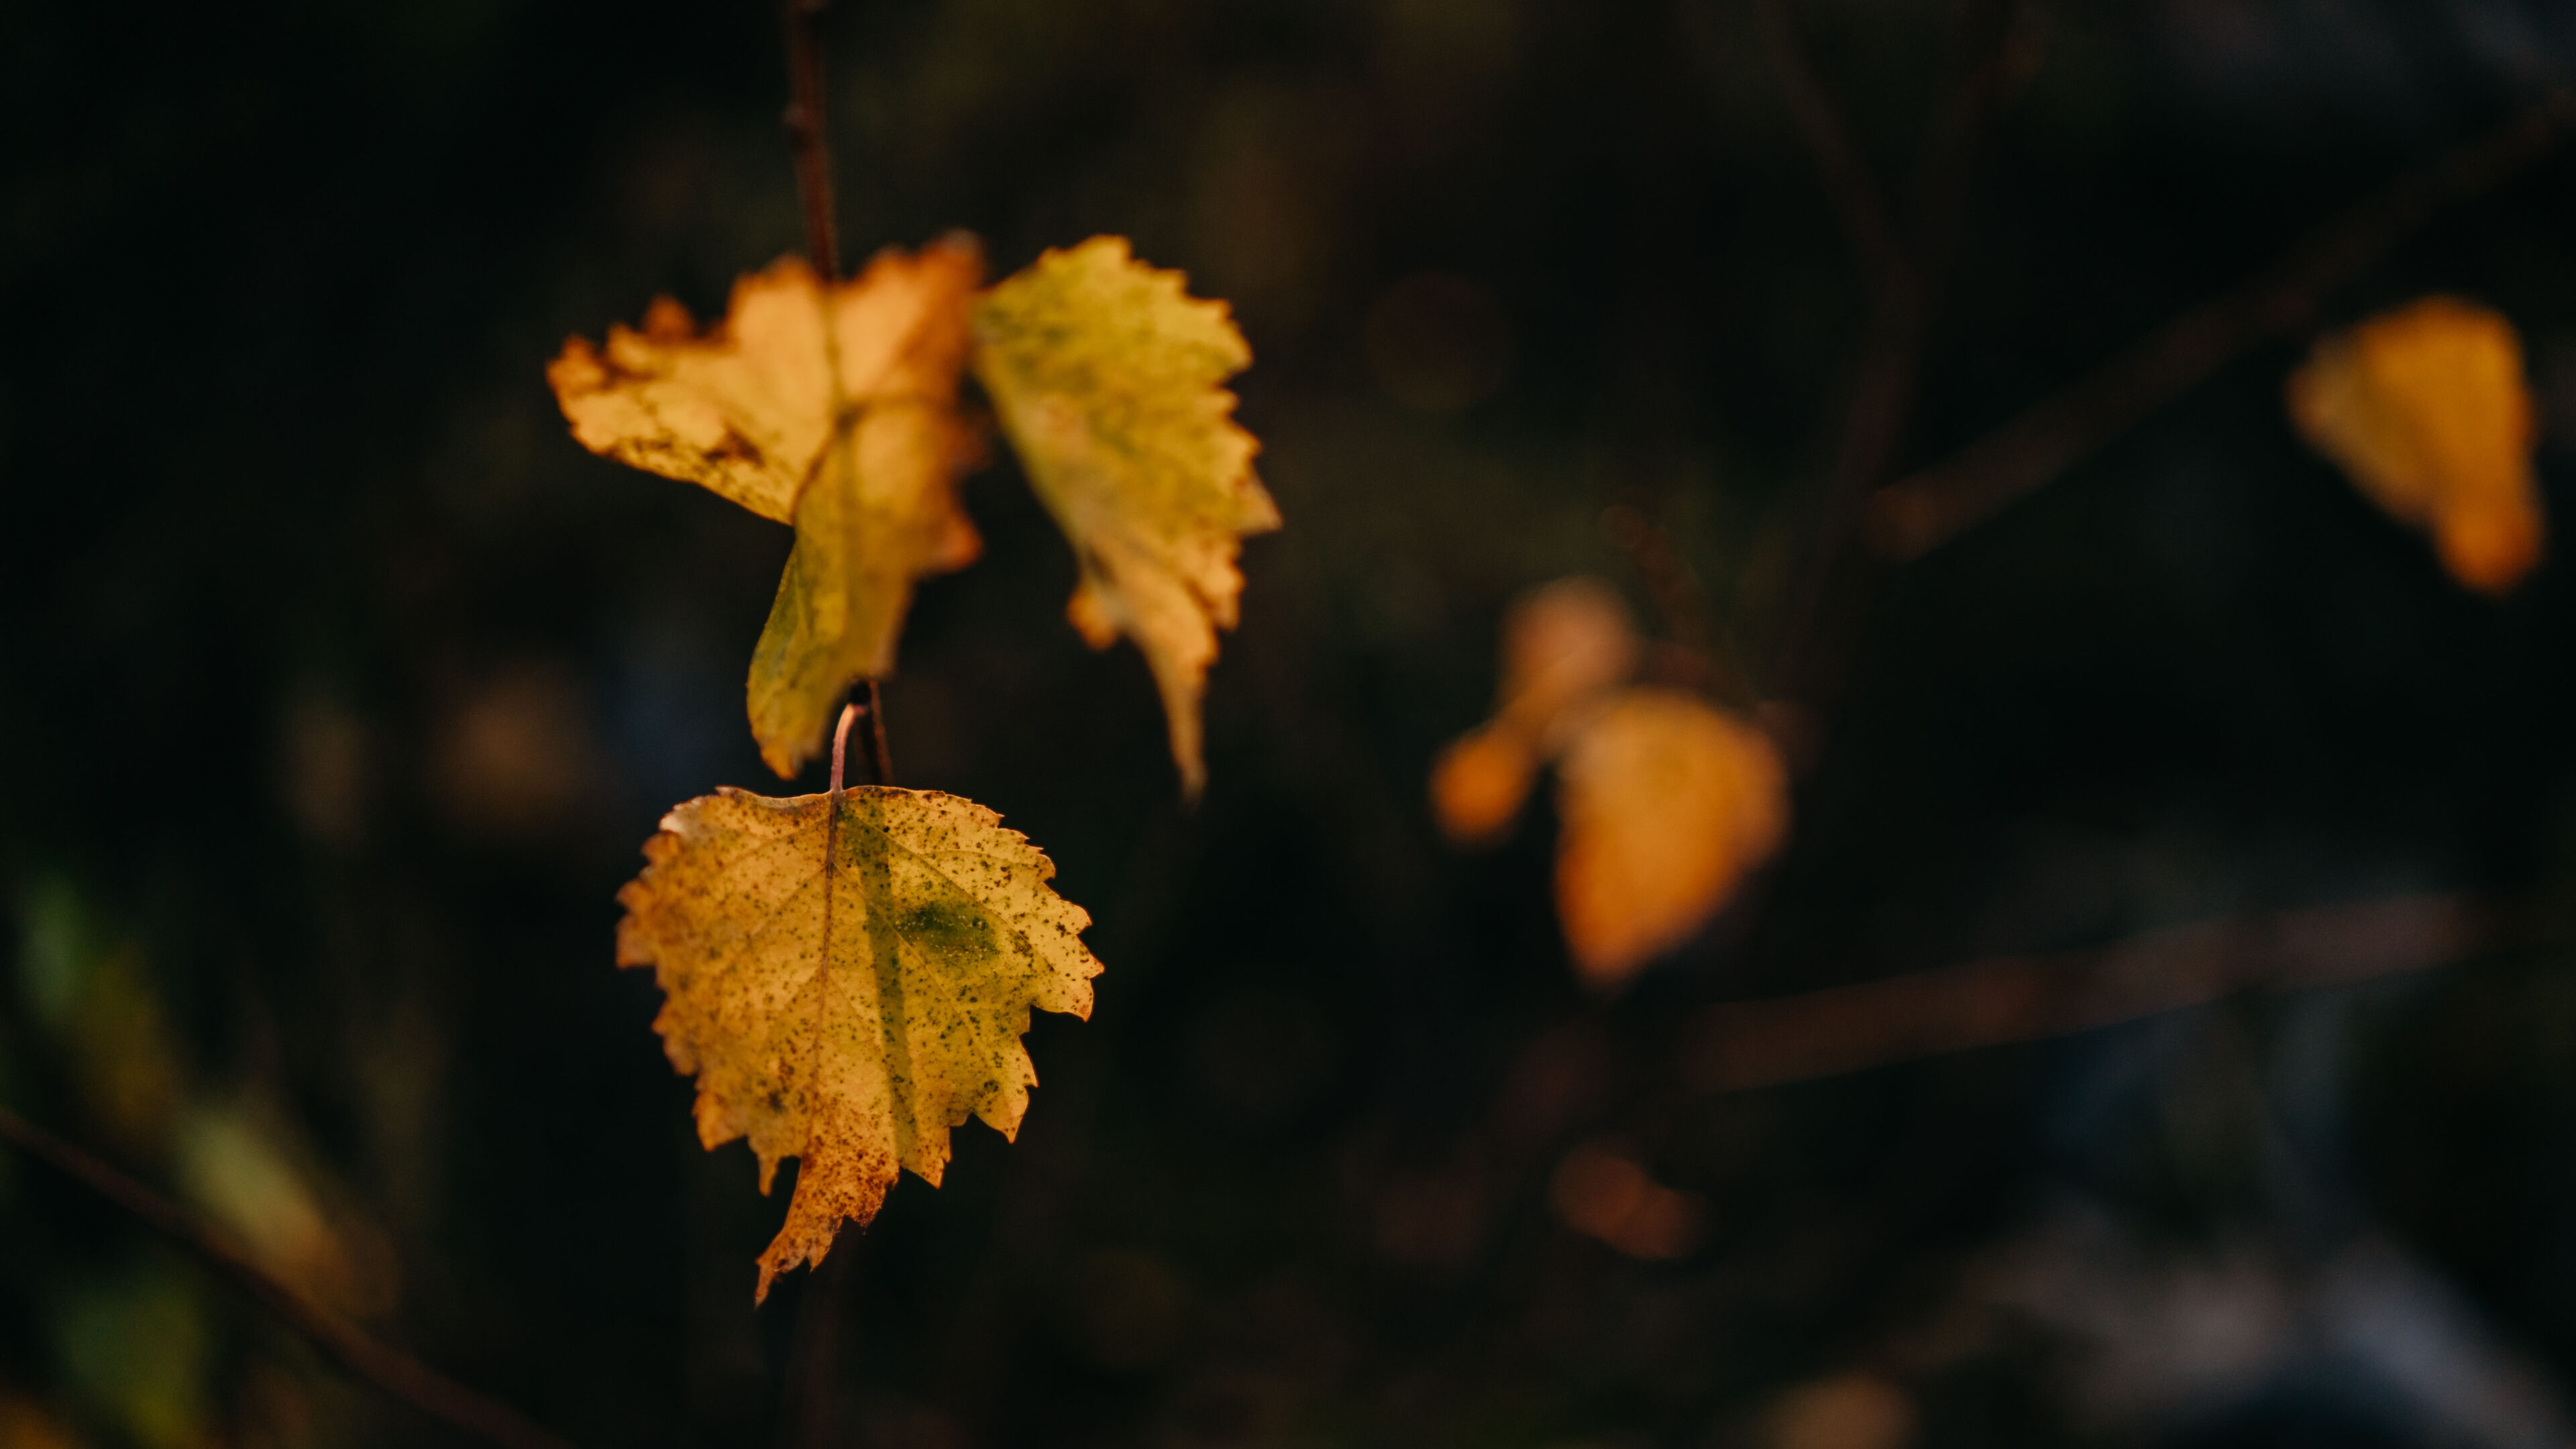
[
  {"x1": 616, "y1": 784, "x2": 1101, "y2": 1300},
  {"x1": 971, "y1": 237, "x2": 1282, "y2": 798},
  {"x1": 2286, "y1": 296, "x2": 2544, "y2": 593},
  {"x1": 549, "y1": 239, "x2": 985, "y2": 775},
  {"x1": 549, "y1": 260, "x2": 833, "y2": 525},
  {"x1": 1553, "y1": 689, "x2": 1786, "y2": 989},
  {"x1": 1428, "y1": 577, "x2": 1640, "y2": 845}
]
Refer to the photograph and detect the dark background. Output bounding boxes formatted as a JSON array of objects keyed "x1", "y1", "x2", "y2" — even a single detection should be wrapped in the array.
[{"x1": 10, "y1": 0, "x2": 2576, "y2": 1445}]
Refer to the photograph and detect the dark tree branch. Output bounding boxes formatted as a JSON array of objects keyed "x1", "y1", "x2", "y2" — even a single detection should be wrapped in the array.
[
  {"x1": 1865, "y1": 89, "x2": 2576, "y2": 562},
  {"x1": 1748, "y1": 0, "x2": 1925, "y2": 568},
  {"x1": 773, "y1": 13, "x2": 883, "y2": 1446},
  {"x1": 1746, "y1": 0, "x2": 1913, "y2": 301},
  {"x1": 1907, "y1": 0, "x2": 2042, "y2": 305},
  {"x1": 1691, "y1": 0, "x2": 1915, "y2": 705},
  {"x1": 774, "y1": 1228, "x2": 863, "y2": 1448},
  {"x1": 1731, "y1": 0, "x2": 2028, "y2": 700},
  {"x1": 1601, "y1": 497, "x2": 1740, "y2": 697},
  {"x1": 780, "y1": 0, "x2": 898, "y2": 794},
  {"x1": 0, "y1": 1106, "x2": 575, "y2": 1449},
  {"x1": 1686, "y1": 892, "x2": 2521, "y2": 1094},
  {"x1": 863, "y1": 678, "x2": 894, "y2": 785},
  {"x1": 781, "y1": 0, "x2": 842, "y2": 284}
]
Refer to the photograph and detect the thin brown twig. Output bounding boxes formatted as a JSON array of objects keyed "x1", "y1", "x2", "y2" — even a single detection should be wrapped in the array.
[
  {"x1": 1685, "y1": 892, "x2": 2524, "y2": 1093},
  {"x1": 1731, "y1": 0, "x2": 2025, "y2": 700},
  {"x1": 1743, "y1": 0, "x2": 1911, "y2": 297},
  {"x1": 1601, "y1": 498, "x2": 1747, "y2": 701},
  {"x1": 777, "y1": 9, "x2": 872, "y2": 1432},
  {"x1": 0, "y1": 1105, "x2": 574, "y2": 1449},
  {"x1": 781, "y1": 0, "x2": 841, "y2": 284},
  {"x1": 781, "y1": 0, "x2": 899, "y2": 797},
  {"x1": 1907, "y1": 0, "x2": 2042, "y2": 307},
  {"x1": 863, "y1": 678, "x2": 894, "y2": 785},
  {"x1": 775, "y1": 1228, "x2": 862, "y2": 1447},
  {"x1": 1745, "y1": 0, "x2": 1923, "y2": 572},
  {"x1": 1865, "y1": 89, "x2": 2576, "y2": 562}
]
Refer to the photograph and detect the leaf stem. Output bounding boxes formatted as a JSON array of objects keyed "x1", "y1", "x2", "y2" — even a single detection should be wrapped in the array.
[
  {"x1": 830, "y1": 700, "x2": 858, "y2": 798},
  {"x1": 0, "y1": 1105, "x2": 575, "y2": 1449}
]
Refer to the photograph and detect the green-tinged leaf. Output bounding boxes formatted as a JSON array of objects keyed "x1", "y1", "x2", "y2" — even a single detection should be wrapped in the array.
[
  {"x1": 616, "y1": 786, "x2": 1101, "y2": 1299},
  {"x1": 550, "y1": 239, "x2": 985, "y2": 777},
  {"x1": 973, "y1": 236, "x2": 1281, "y2": 798}
]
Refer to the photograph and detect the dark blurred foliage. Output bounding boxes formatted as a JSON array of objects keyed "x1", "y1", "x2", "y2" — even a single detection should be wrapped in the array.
[{"x1": 13, "y1": 0, "x2": 2576, "y2": 1445}]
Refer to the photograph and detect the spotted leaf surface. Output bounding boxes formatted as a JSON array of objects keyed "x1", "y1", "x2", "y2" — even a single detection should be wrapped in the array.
[{"x1": 616, "y1": 786, "x2": 1099, "y2": 1299}]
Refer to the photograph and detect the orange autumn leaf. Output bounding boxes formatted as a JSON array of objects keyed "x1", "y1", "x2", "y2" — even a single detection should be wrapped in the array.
[
  {"x1": 1429, "y1": 724, "x2": 1539, "y2": 847},
  {"x1": 1428, "y1": 578, "x2": 1641, "y2": 845},
  {"x1": 616, "y1": 785, "x2": 1100, "y2": 1299},
  {"x1": 1431, "y1": 579, "x2": 1786, "y2": 988},
  {"x1": 549, "y1": 239, "x2": 985, "y2": 775},
  {"x1": 2287, "y1": 296, "x2": 2544, "y2": 593},
  {"x1": 1552, "y1": 688, "x2": 1787, "y2": 989},
  {"x1": 1493, "y1": 576, "x2": 1642, "y2": 739}
]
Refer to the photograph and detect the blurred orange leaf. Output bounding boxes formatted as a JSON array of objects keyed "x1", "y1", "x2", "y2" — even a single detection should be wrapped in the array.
[
  {"x1": 1429, "y1": 724, "x2": 1540, "y2": 847},
  {"x1": 616, "y1": 786, "x2": 1099, "y2": 1299},
  {"x1": 1548, "y1": 1140, "x2": 1707, "y2": 1260},
  {"x1": 1428, "y1": 577, "x2": 1640, "y2": 845},
  {"x1": 549, "y1": 239, "x2": 985, "y2": 775},
  {"x1": 1554, "y1": 688, "x2": 1786, "y2": 988},
  {"x1": 2287, "y1": 296, "x2": 2544, "y2": 593},
  {"x1": 1491, "y1": 576, "x2": 1642, "y2": 738},
  {"x1": 1432, "y1": 579, "x2": 1784, "y2": 987},
  {"x1": 973, "y1": 237, "x2": 1281, "y2": 798}
]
